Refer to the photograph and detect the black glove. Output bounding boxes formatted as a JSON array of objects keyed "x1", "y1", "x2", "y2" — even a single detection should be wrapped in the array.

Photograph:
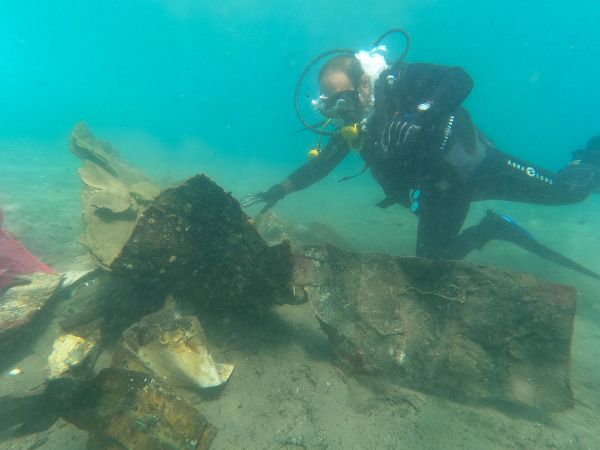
[
  {"x1": 380, "y1": 101, "x2": 434, "y2": 153},
  {"x1": 240, "y1": 183, "x2": 287, "y2": 213},
  {"x1": 380, "y1": 113, "x2": 421, "y2": 153}
]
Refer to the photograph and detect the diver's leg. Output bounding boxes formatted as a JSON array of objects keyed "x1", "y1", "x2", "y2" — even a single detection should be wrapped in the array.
[
  {"x1": 445, "y1": 136, "x2": 600, "y2": 273},
  {"x1": 443, "y1": 141, "x2": 587, "y2": 260},
  {"x1": 415, "y1": 190, "x2": 471, "y2": 259},
  {"x1": 449, "y1": 210, "x2": 535, "y2": 259},
  {"x1": 427, "y1": 209, "x2": 516, "y2": 260},
  {"x1": 416, "y1": 136, "x2": 600, "y2": 260},
  {"x1": 415, "y1": 186, "x2": 596, "y2": 265},
  {"x1": 448, "y1": 209, "x2": 600, "y2": 279},
  {"x1": 471, "y1": 137, "x2": 598, "y2": 204}
]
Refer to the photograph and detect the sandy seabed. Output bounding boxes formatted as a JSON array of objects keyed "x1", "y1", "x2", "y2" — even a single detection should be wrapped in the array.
[{"x1": 1, "y1": 137, "x2": 600, "y2": 449}]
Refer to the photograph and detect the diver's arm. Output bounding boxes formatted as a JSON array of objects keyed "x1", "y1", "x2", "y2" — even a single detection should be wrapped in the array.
[
  {"x1": 403, "y1": 63, "x2": 474, "y2": 120},
  {"x1": 241, "y1": 134, "x2": 351, "y2": 213},
  {"x1": 283, "y1": 134, "x2": 351, "y2": 192}
]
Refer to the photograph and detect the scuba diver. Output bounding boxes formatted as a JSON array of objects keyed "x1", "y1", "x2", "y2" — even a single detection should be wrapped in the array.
[{"x1": 242, "y1": 29, "x2": 600, "y2": 280}]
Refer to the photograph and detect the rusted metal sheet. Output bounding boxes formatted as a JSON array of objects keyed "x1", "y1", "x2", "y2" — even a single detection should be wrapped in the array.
[{"x1": 294, "y1": 244, "x2": 575, "y2": 411}]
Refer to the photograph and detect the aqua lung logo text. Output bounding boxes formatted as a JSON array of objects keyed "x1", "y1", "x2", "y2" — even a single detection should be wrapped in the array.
[{"x1": 507, "y1": 160, "x2": 553, "y2": 185}]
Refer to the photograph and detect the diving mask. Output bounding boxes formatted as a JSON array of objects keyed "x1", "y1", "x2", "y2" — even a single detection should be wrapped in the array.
[{"x1": 312, "y1": 89, "x2": 363, "y2": 124}]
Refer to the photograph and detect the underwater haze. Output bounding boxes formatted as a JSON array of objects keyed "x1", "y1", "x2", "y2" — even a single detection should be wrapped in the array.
[
  {"x1": 2, "y1": 1, "x2": 600, "y2": 449},
  {"x1": 2, "y1": 0, "x2": 599, "y2": 167}
]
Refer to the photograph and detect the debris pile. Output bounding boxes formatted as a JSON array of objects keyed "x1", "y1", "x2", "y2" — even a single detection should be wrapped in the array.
[{"x1": 0, "y1": 125, "x2": 579, "y2": 449}]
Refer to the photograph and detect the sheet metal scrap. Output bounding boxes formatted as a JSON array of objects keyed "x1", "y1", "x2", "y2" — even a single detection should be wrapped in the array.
[
  {"x1": 111, "y1": 174, "x2": 294, "y2": 308},
  {"x1": 112, "y1": 297, "x2": 233, "y2": 389},
  {"x1": 0, "y1": 418, "x2": 87, "y2": 450},
  {"x1": 294, "y1": 244, "x2": 576, "y2": 412},
  {"x1": 0, "y1": 376, "x2": 86, "y2": 435},
  {"x1": 0, "y1": 384, "x2": 50, "y2": 433},
  {"x1": 66, "y1": 368, "x2": 216, "y2": 450},
  {"x1": 46, "y1": 321, "x2": 102, "y2": 380},
  {"x1": 70, "y1": 123, "x2": 161, "y2": 268},
  {"x1": 0, "y1": 273, "x2": 62, "y2": 340},
  {"x1": 255, "y1": 210, "x2": 351, "y2": 250},
  {"x1": 1, "y1": 365, "x2": 216, "y2": 449}
]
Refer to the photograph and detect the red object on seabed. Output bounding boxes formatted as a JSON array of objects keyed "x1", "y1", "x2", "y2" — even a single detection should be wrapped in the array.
[{"x1": 0, "y1": 208, "x2": 55, "y2": 290}]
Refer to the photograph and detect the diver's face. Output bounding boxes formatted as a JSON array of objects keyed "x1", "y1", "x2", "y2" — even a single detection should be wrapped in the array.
[
  {"x1": 320, "y1": 71, "x2": 354, "y2": 97},
  {"x1": 318, "y1": 71, "x2": 366, "y2": 124}
]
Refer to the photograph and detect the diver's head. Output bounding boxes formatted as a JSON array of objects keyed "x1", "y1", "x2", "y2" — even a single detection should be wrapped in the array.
[{"x1": 316, "y1": 55, "x2": 372, "y2": 124}]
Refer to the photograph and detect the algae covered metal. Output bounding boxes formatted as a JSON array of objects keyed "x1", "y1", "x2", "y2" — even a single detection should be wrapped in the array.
[
  {"x1": 111, "y1": 174, "x2": 295, "y2": 308},
  {"x1": 66, "y1": 368, "x2": 216, "y2": 450},
  {"x1": 293, "y1": 244, "x2": 576, "y2": 411}
]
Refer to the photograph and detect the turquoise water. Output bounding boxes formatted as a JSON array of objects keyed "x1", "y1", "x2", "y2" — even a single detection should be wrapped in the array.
[
  {"x1": 4, "y1": 0, "x2": 598, "y2": 276},
  {"x1": 2, "y1": 1, "x2": 599, "y2": 166},
  {"x1": 2, "y1": 1, "x2": 600, "y2": 449}
]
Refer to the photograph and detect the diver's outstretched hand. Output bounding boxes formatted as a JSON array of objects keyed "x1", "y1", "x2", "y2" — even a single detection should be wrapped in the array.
[{"x1": 240, "y1": 184, "x2": 287, "y2": 214}]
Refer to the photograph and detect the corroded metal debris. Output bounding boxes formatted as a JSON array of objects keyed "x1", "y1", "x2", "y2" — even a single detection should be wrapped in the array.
[
  {"x1": 70, "y1": 123, "x2": 161, "y2": 268},
  {"x1": 293, "y1": 244, "x2": 576, "y2": 412},
  {"x1": 255, "y1": 210, "x2": 351, "y2": 249},
  {"x1": 0, "y1": 124, "x2": 583, "y2": 450},
  {"x1": 111, "y1": 174, "x2": 294, "y2": 307},
  {"x1": 112, "y1": 297, "x2": 233, "y2": 389},
  {"x1": 1, "y1": 368, "x2": 217, "y2": 447},
  {"x1": 0, "y1": 273, "x2": 61, "y2": 340},
  {"x1": 46, "y1": 321, "x2": 101, "y2": 380},
  {"x1": 0, "y1": 418, "x2": 87, "y2": 450},
  {"x1": 56, "y1": 271, "x2": 134, "y2": 332},
  {"x1": 0, "y1": 376, "x2": 86, "y2": 435},
  {"x1": 66, "y1": 368, "x2": 216, "y2": 450},
  {"x1": 0, "y1": 383, "x2": 49, "y2": 433}
]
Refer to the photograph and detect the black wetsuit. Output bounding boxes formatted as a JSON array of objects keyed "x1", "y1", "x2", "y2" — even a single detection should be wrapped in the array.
[{"x1": 280, "y1": 63, "x2": 592, "y2": 259}]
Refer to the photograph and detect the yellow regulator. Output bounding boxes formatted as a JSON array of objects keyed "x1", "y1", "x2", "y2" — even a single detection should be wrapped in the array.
[
  {"x1": 308, "y1": 147, "x2": 321, "y2": 159},
  {"x1": 340, "y1": 123, "x2": 360, "y2": 141}
]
